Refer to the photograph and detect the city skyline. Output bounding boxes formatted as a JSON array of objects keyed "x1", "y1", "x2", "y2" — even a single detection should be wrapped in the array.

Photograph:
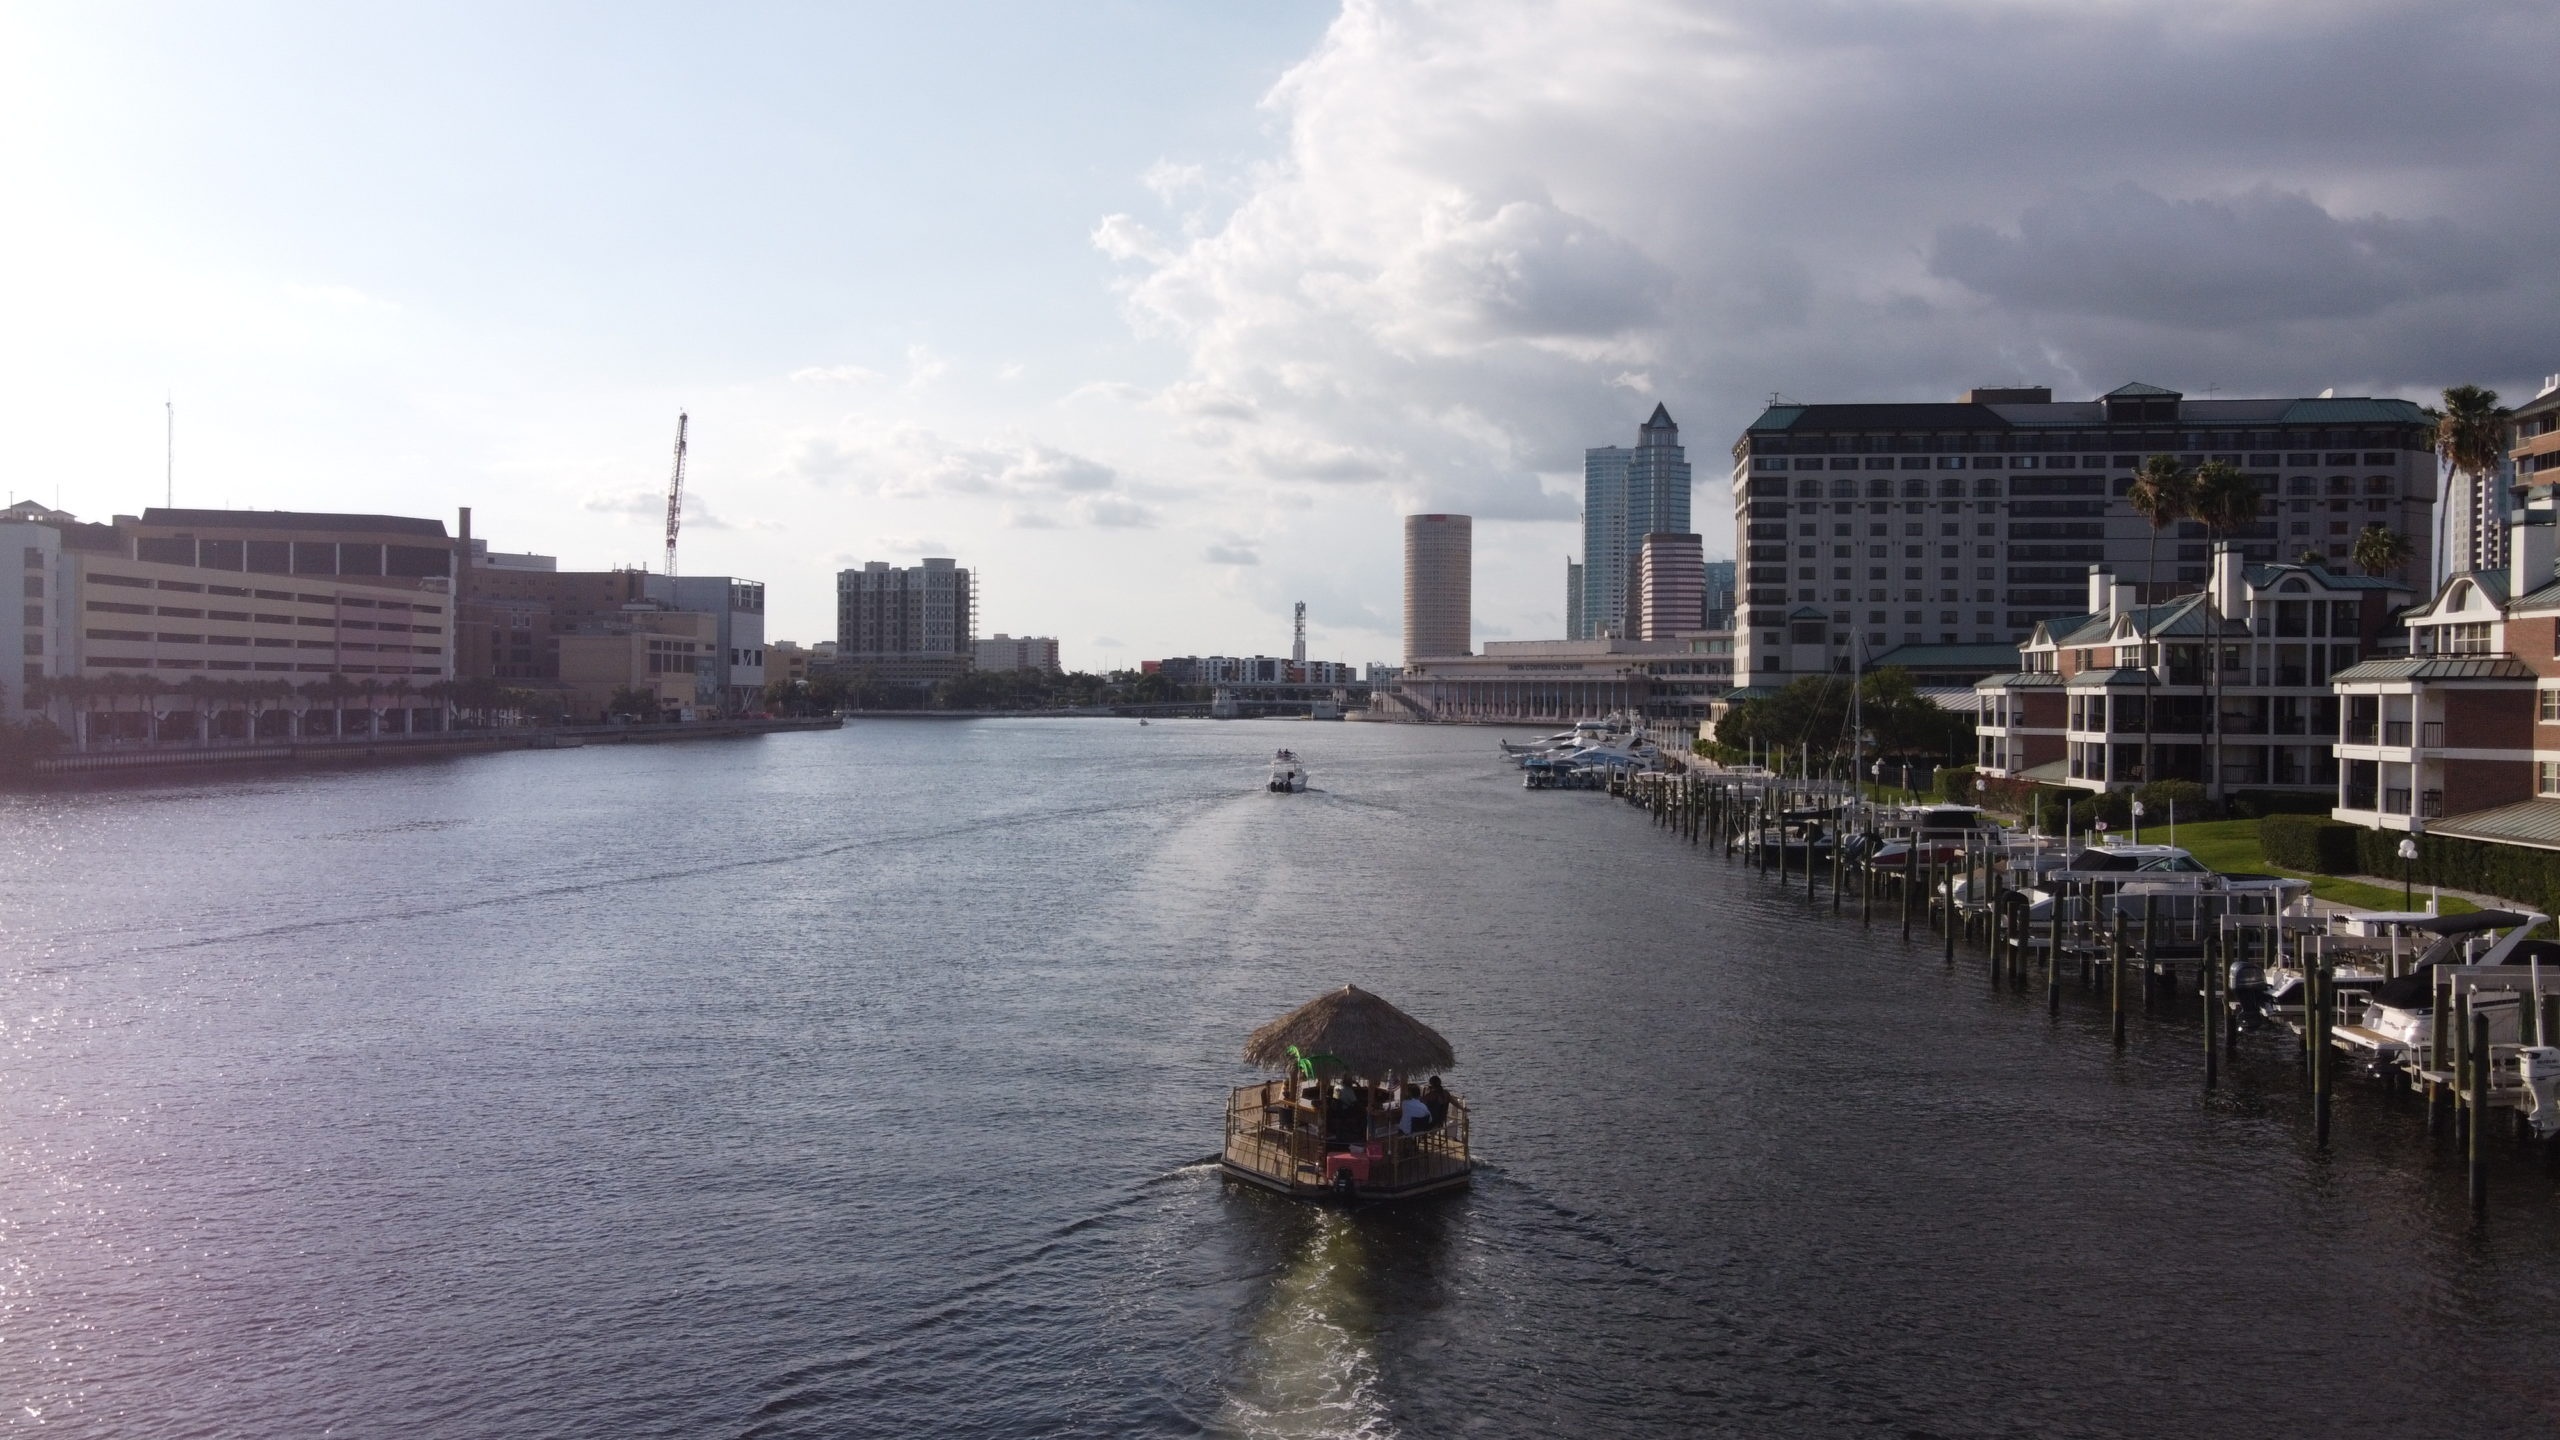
[{"x1": 5, "y1": 2, "x2": 2555, "y2": 664}]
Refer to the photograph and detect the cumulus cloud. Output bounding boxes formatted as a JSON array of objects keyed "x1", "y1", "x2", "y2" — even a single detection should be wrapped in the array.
[
  {"x1": 1203, "y1": 542, "x2": 1260, "y2": 565},
  {"x1": 1074, "y1": 494, "x2": 1157, "y2": 528},
  {"x1": 782, "y1": 421, "x2": 1159, "y2": 530},
  {"x1": 1096, "y1": 0, "x2": 2560, "y2": 537},
  {"x1": 581, "y1": 488, "x2": 753, "y2": 530}
]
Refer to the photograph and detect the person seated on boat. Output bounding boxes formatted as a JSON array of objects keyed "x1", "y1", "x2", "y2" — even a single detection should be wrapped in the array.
[
  {"x1": 1324, "y1": 1083, "x2": 1366, "y2": 1147},
  {"x1": 1423, "y1": 1076, "x2": 1451, "y2": 1128},
  {"x1": 1396, "y1": 1084, "x2": 1435, "y2": 1135}
]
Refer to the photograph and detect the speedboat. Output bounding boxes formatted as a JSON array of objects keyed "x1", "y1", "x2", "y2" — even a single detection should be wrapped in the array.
[
  {"x1": 2331, "y1": 909, "x2": 2555, "y2": 1069},
  {"x1": 1268, "y1": 749, "x2": 1308, "y2": 793}
]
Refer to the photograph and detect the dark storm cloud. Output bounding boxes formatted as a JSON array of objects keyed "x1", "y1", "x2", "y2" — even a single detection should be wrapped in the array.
[{"x1": 1930, "y1": 185, "x2": 2516, "y2": 327}]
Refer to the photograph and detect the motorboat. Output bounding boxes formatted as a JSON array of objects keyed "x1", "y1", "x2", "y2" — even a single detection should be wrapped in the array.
[
  {"x1": 1222, "y1": 985, "x2": 1471, "y2": 1202},
  {"x1": 2331, "y1": 910, "x2": 2555, "y2": 1069},
  {"x1": 1268, "y1": 749, "x2": 1309, "y2": 793}
]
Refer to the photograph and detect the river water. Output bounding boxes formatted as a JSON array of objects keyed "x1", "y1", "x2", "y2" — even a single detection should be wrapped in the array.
[{"x1": 6, "y1": 720, "x2": 2560, "y2": 1437}]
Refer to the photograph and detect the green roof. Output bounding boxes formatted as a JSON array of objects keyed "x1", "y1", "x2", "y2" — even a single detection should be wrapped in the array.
[
  {"x1": 2275, "y1": 397, "x2": 2432, "y2": 425},
  {"x1": 2429, "y1": 800, "x2": 2560, "y2": 853},
  {"x1": 1868, "y1": 643, "x2": 2023, "y2": 669},
  {"x1": 2332, "y1": 655, "x2": 2534, "y2": 684}
]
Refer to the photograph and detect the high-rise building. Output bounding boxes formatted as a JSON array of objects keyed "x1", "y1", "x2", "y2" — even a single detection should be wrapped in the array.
[
  {"x1": 1728, "y1": 383, "x2": 2439, "y2": 683},
  {"x1": 836, "y1": 557, "x2": 974, "y2": 686},
  {"x1": 1402, "y1": 514, "x2": 1471, "y2": 661},
  {"x1": 1701, "y1": 559, "x2": 1737, "y2": 631},
  {"x1": 1564, "y1": 558, "x2": 1584, "y2": 640},
  {"x1": 1577, "y1": 404, "x2": 1690, "y2": 638},
  {"x1": 1633, "y1": 532, "x2": 1705, "y2": 641}
]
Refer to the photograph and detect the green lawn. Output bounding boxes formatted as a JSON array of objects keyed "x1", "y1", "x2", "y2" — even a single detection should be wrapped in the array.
[{"x1": 2134, "y1": 818, "x2": 2478, "y2": 915}]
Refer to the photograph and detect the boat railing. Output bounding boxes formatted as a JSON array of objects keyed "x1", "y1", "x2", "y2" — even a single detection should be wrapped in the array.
[{"x1": 1223, "y1": 1079, "x2": 1472, "y2": 1193}]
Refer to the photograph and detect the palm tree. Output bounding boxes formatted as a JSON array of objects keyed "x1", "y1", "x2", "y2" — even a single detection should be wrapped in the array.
[
  {"x1": 2124, "y1": 453, "x2": 2197, "y2": 789},
  {"x1": 2125, "y1": 454, "x2": 2196, "y2": 603},
  {"x1": 2354, "y1": 523, "x2": 2416, "y2": 579},
  {"x1": 380, "y1": 676, "x2": 416, "y2": 734},
  {"x1": 2435, "y1": 384, "x2": 2509, "y2": 587},
  {"x1": 2297, "y1": 549, "x2": 2327, "y2": 569},
  {"x1": 2186, "y1": 461, "x2": 2263, "y2": 801}
]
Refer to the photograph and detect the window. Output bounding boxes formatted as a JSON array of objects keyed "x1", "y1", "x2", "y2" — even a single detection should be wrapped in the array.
[
  {"x1": 2541, "y1": 761, "x2": 2560, "y2": 798},
  {"x1": 2541, "y1": 690, "x2": 2560, "y2": 724}
]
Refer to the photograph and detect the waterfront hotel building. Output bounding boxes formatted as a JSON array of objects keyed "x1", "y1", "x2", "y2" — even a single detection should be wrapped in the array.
[
  {"x1": 1727, "y1": 384, "x2": 2438, "y2": 685},
  {"x1": 2, "y1": 503, "x2": 456, "y2": 744}
]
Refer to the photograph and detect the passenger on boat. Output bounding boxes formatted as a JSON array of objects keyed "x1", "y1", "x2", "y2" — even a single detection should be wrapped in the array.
[
  {"x1": 1423, "y1": 1076, "x2": 1450, "y2": 1128},
  {"x1": 1396, "y1": 1084, "x2": 1434, "y2": 1135},
  {"x1": 1325, "y1": 1083, "x2": 1366, "y2": 1146}
]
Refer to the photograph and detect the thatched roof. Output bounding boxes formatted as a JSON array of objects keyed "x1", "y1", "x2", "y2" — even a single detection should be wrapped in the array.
[{"x1": 1243, "y1": 985, "x2": 1456, "y2": 1077}]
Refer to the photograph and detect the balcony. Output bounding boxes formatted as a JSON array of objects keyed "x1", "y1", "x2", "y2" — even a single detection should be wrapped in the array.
[
  {"x1": 2345, "y1": 717, "x2": 2377, "y2": 744},
  {"x1": 2383, "y1": 720, "x2": 2411, "y2": 746},
  {"x1": 2422, "y1": 789, "x2": 2445, "y2": 819},
  {"x1": 2422, "y1": 721, "x2": 2443, "y2": 748},
  {"x1": 2384, "y1": 787, "x2": 2411, "y2": 815}
]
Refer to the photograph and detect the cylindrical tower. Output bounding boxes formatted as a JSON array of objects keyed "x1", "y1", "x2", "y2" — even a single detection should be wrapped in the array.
[{"x1": 1403, "y1": 513, "x2": 1472, "y2": 662}]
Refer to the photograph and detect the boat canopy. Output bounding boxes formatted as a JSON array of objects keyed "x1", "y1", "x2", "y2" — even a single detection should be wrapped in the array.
[{"x1": 1244, "y1": 984, "x2": 1456, "y2": 1078}]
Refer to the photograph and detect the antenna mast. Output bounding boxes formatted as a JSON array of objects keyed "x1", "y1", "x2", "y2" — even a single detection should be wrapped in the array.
[
  {"x1": 663, "y1": 411, "x2": 689, "y2": 578},
  {"x1": 1293, "y1": 602, "x2": 1307, "y2": 664},
  {"x1": 165, "y1": 396, "x2": 173, "y2": 508}
]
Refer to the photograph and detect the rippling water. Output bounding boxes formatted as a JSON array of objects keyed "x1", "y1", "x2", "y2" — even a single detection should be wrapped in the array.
[{"x1": 8, "y1": 720, "x2": 2560, "y2": 1437}]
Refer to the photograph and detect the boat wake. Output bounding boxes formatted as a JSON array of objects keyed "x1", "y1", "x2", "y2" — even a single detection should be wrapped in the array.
[{"x1": 1214, "y1": 1211, "x2": 1397, "y2": 1439}]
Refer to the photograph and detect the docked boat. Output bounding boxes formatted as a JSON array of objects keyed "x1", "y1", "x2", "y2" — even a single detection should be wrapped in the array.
[
  {"x1": 1221, "y1": 985, "x2": 1472, "y2": 1202},
  {"x1": 1268, "y1": 749, "x2": 1308, "y2": 792},
  {"x1": 2331, "y1": 909, "x2": 2556, "y2": 1069}
]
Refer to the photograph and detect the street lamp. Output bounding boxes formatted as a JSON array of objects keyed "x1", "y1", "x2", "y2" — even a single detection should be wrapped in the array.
[
  {"x1": 2130, "y1": 799, "x2": 2145, "y2": 845},
  {"x1": 2398, "y1": 829, "x2": 2421, "y2": 910}
]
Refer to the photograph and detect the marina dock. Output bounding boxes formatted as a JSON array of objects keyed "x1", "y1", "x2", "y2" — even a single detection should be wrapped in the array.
[{"x1": 1595, "y1": 761, "x2": 2560, "y2": 1217}]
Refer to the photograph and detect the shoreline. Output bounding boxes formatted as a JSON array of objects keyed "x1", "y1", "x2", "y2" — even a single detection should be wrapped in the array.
[{"x1": 6, "y1": 715, "x2": 843, "y2": 785}]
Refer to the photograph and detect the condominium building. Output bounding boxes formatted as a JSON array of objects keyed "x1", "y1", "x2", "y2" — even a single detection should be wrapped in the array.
[
  {"x1": 1729, "y1": 383, "x2": 2438, "y2": 684},
  {"x1": 1402, "y1": 514, "x2": 1471, "y2": 662},
  {"x1": 836, "y1": 557, "x2": 974, "y2": 686},
  {"x1": 1975, "y1": 547, "x2": 2410, "y2": 796},
  {"x1": 1576, "y1": 405, "x2": 1691, "y2": 638},
  {"x1": 1, "y1": 503, "x2": 456, "y2": 744},
  {"x1": 974, "y1": 634, "x2": 1061, "y2": 673}
]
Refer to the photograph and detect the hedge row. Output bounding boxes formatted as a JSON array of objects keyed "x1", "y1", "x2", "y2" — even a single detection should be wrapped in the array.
[{"x1": 2257, "y1": 815, "x2": 2560, "y2": 915}]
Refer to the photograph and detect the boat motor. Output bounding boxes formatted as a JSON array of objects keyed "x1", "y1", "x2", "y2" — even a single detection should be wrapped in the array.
[
  {"x1": 2519, "y1": 1047, "x2": 2560, "y2": 1140},
  {"x1": 2228, "y1": 955, "x2": 2279, "y2": 1032}
]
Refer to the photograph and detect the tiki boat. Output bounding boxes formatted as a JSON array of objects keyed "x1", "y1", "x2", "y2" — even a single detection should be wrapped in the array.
[{"x1": 1221, "y1": 985, "x2": 1472, "y2": 1201}]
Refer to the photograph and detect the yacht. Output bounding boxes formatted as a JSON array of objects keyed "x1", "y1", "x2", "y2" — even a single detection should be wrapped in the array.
[{"x1": 1268, "y1": 749, "x2": 1309, "y2": 793}]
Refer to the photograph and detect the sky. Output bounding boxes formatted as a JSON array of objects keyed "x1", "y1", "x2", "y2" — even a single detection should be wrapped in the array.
[{"x1": 5, "y1": 1, "x2": 2557, "y2": 670}]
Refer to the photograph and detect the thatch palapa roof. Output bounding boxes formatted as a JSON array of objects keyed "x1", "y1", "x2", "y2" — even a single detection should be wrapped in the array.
[{"x1": 1243, "y1": 985, "x2": 1456, "y2": 1077}]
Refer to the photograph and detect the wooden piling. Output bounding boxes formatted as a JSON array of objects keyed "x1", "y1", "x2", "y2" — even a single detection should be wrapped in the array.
[
  {"x1": 1861, "y1": 827, "x2": 1875, "y2": 927},
  {"x1": 1900, "y1": 842, "x2": 1915, "y2": 943},
  {"x1": 2470, "y1": 1006, "x2": 2491, "y2": 1215},
  {"x1": 2046, "y1": 884, "x2": 2063, "y2": 1013},
  {"x1": 2203, "y1": 926, "x2": 2220, "y2": 1092},
  {"x1": 2140, "y1": 893, "x2": 2158, "y2": 1016},
  {"x1": 2312, "y1": 962, "x2": 2333, "y2": 1147},
  {"x1": 2111, "y1": 910, "x2": 2128, "y2": 1047}
]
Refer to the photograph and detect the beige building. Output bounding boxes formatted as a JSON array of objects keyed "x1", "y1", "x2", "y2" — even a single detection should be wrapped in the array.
[
  {"x1": 556, "y1": 610, "x2": 719, "y2": 720},
  {"x1": 974, "y1": 633, "x2": 1061, "y2": 673},
  {"x1": 3, "y1": 503, "x2": 456, "y2": 745},
  {"x1": 1403, "y1": 514, "x2": 1471, "y2": 662}
]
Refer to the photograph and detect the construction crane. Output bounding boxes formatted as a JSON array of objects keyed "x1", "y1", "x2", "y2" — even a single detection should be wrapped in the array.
[{"x1": 662, "y1": 411, "x2": 689, "y2": 578}]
